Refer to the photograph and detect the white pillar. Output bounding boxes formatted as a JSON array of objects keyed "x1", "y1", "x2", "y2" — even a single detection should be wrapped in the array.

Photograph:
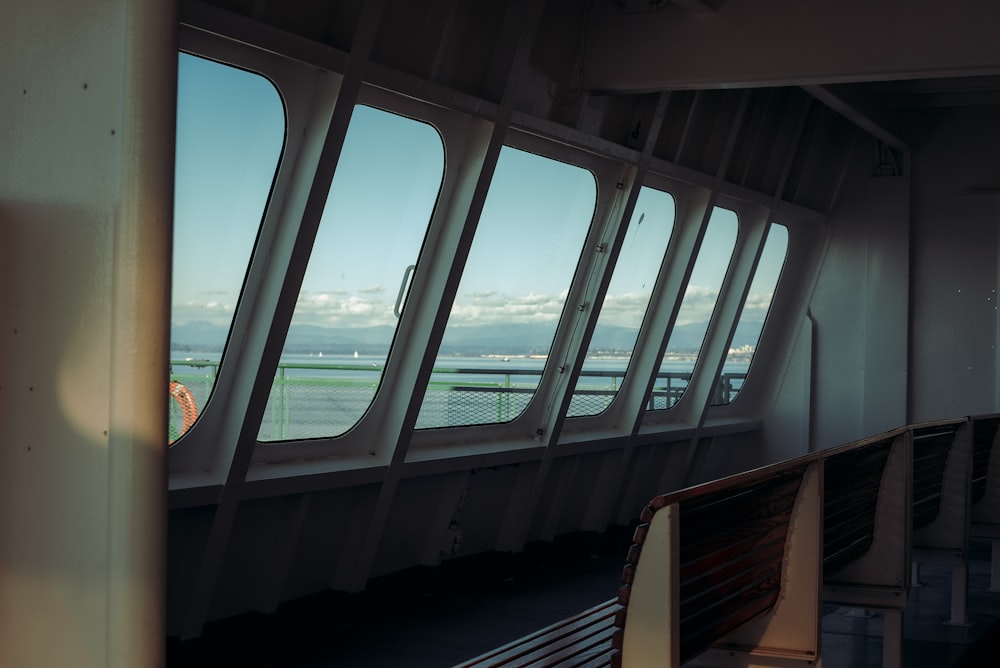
[{"x1": 0, "y1": 1, "x2": 176, "y2": 666}]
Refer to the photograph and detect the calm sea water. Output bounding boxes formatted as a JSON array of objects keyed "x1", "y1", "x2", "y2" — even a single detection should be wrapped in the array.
[{"x1": 171, "y1": 351, "x2": 750, "y2": 378}]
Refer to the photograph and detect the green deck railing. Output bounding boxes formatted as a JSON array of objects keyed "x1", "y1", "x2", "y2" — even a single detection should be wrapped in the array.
[{"x1": 169, "y1": 359, "x2": 745, "y2": 442}]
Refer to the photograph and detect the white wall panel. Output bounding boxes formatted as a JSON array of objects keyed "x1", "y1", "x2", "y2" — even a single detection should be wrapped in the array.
[
  {"x1": 807, "y1": 145, "x2": 910, "y2": 447},
  {"x1": 910, "y1": 108, "x2": 1000, "y2": 419},
  {"x1": 0, "y1": 1, "x2": 175, "y2": 665}
]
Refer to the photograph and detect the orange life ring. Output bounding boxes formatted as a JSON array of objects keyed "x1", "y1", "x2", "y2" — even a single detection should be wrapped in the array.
[{"x1": 169, "y1": 380, "x2": 199, "y2": 443}]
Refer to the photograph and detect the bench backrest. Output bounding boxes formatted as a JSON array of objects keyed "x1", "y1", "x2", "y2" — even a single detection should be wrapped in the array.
[
  {"x1": 613, "y1": 460, "x2": 822, "y2": 667},
  {"x1": 909, "y1": 419, "x2": 972, "y2": 555},
  {"x1": 820, "y1": 428, "x2": 913, "y2": 628},
  {"x1": 912, "y1": 423, "x2": 962, "y2": 529},
  {"x1": 823, "y1": 437, "x2": 894, "y2": 578},
  {"x1": 971, "y1": 415, "x2": 1000, "y2": 507}
]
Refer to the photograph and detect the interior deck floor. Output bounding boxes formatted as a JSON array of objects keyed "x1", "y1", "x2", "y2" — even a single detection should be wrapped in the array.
[{"x1": 169, "y1": 540, "x2": 1000, "y2": 667}]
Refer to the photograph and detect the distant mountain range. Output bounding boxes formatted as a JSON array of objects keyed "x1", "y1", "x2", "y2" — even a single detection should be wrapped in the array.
[{"x1": 172, "y1": 319, "x2": 764, "y2": 355}]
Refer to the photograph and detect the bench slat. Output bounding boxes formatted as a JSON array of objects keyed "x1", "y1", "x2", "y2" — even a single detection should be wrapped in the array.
[
  {"x1": 972, "y1": 417, "x2": 1000, "y2": 505},
  {"x1": 823, "y1": 439, "x2": 892, "y2": 576},
  {"x1": 681, "y1": 560, "x2": 783, "y2": 659},
  {"x1": 455, "y1": 599, "x2": 617, "y2": 667},
  {"x1": 680, "y1": 531, "x2": 786, "y2": 604},
  {"x1": 680, "y1": 513, "x2": 792, "y2": 583},
  {"x1": 521, "y1": 625, "x2": 615, "y2": 668},
  {"x1": 679, "y1": 475, "x2": 801, "y2": 562},
  {"x1": 912, "y1": 428, "x2": 958, "y2": 529},
  {"x1": 680, "y1": 545, "x2": 788, "y2": 644}
]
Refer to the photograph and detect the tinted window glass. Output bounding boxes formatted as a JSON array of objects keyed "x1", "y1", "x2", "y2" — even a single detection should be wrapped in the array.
[
  {"x1": 258, "y1": 105, "x2": 444, "y2": 441},
  {"x1": 714, "y1": 223, "x2": 788, "y2": 405},
  {"x1": 170, "y1": 53, "x2": 285, "y2": 444},
  {"x1": 648, "y1": 207, "x2": 738, "y2": 410},
  {"x1": 568, "y1": 187, "x2": 675, "y2": 417},
  {"x1": 416, "y1": 147, "x2": 597, "y2": 428}
]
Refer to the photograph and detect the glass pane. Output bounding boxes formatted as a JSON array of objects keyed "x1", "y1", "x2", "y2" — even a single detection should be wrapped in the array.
[
  {"x1": 416, "y1": 147, "x2": 597, "y2": 429},
  {"x1": 567, "y1": 187, "x2": 675, "y2": 417},
  {"x1": 169, "y1": 53, "x2": 285, "y2": 444},
  {"x1": 258, "y1": 105, "x2": 444, "y2": 441},
  {"x1": 714, "y1": 223, "x2": 788, "y2": 405},
  {"x1": 648, "y1": 207, "x2": 738, "y2": 410}
]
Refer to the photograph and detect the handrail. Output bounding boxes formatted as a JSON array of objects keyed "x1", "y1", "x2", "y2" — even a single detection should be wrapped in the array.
[
  {"x1": 169, "y1": 358, "x2": 740, "y2": 386},
  {"x1": 168, "y1": 359, "x2": 749, "y2": 440}
]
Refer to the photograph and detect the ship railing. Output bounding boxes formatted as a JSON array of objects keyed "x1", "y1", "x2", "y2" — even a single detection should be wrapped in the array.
[{"x1": 168, "y1": 359, "x2": 747, "y2": 442}]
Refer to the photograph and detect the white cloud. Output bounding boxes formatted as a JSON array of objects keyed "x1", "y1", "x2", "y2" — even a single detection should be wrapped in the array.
[
  {"x1": 674, "y1": 285, "x2": 721, "y2": 326},
  {"x1": 448, "y1": 290, "x2": 566, "y2": 325},
  {"x1": 171, "y1": 299, "x2": 236, "y2": 326},
  {"x1": 596, "y1": 291, "x2": 654, "y2": 328},
  {"x1": 741, "y1": 291, "x2": 775, "y2": 320},
  {"x1": 292, "y1": 292, "x2": 396, "y2": 328},
  {"x1": 172, "y1": 283, "x2": 765, "y2": 333}
]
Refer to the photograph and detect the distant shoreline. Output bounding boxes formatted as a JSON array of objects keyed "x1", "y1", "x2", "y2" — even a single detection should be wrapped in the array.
[{"x1": 171, "y1": 349, "x2": 755, "y2": 364}]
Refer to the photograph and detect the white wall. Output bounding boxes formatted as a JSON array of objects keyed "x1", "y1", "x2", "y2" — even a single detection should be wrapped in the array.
[
  {"x1": 792, "y1": 105, "x2": 1000, "y2": 447},
  {"x1": 0, "y1": 2, "x2": 175, "y2": 665},
  {"x1": 806, "y1": 141, "x2": 910, "y2": 448},
  {"x1": 909, "y1": 107, "x2": 1000, "y2": 420}
]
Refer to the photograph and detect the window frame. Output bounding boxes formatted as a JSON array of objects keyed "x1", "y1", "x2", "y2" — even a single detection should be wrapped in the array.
[
  {"x1": 635, "y1": 191, "x2": 750, "y2": 433},
  {"x1": 401, "y1": 130, "x2": 628, "y2": 460},
  {"x1": 169, "y1": 50, "x2": 288, "y2": 443},
  {"x1": 704, "y1": 210, "x2": 809, "y2": 421},
  {"x1": 712, "y1": 221, "x2": 790, "y2": 407},
  {"x1": 169, "y1": 26, "x2": 317, "y2": 479},
  {"x1": 255, "y1": 102, "x2": 448, "y2": 444},
  {"x1": 560, "y1": 173, "x2": 709, "y2": 442},
  {"x1": 564, "y1": 184, "x2": 678, "y2": 421},
  {"x1": 165, "y1": 21, "x2": 830, "y2": 492},
  {"x1": 247, "y1": 85, "x2": 481, "y2": 466},
  {"x1": 411, "y1": 139, "x2": 600, "y2": 431}
]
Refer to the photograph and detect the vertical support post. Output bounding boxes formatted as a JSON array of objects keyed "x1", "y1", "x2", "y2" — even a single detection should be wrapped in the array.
[
  {"x1": 991, "y1": 539, "x2": 1000, "y2": 592},
  {"x1": 883, "y1": 609, "x2": 903, "y2": 668},
  {"x1": 278, "y1": 365, "x2": 287, "y2": 440},
  {"x1": 948, "y1": 563, "x2": 969, "y2": 626}
]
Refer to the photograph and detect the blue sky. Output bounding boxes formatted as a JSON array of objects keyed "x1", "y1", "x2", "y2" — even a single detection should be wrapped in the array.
[
  {"x1": 172, "y1": 53, "x2": 785, "y2": 341},
  {"x1": 173, "y1": 53, "x2": 284, "y2": 326},
  {"x1": 292, "y1": 105, "x2": 443, "y2": 329}
]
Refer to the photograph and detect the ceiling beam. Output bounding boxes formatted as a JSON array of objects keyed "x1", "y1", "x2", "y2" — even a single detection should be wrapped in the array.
[
  {"x1": 802, "y1": 84, "x2": 910, "y2": 153},
  {"x1": 584, "y1": 0, "x2": 1000, "y2": 93},
  {"x1": 671, "y1": 0, "x2": 722, "y2": 15}
]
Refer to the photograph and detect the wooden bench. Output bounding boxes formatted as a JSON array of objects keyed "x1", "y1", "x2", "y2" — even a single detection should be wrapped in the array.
[
  {"x1": 454, "y1": 424, "x2": 938, "y2": 667},
  {"x1": 969, "y1": 413, "x2": 1000, "y2": 593},
  {"x1": 618, "y1": 428, "x2": 915, "y2": 667},
  {"x1": 455, "y1": 458, "x2": 823, "y2": 668},
  {"x1": 821, "y1": 428, "x2": 912, "y2": 668},
  {"x1": 615, "y1": 460, "x2": 823, "y2": 667},
  {"x1": 908, "y1": 418, "x2": 973, "y2": 626}
]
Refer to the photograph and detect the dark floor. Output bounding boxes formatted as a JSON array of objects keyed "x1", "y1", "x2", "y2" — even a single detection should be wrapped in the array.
[{"x1": 169, "y1": 541, "x2": 1000, "y2": 667}]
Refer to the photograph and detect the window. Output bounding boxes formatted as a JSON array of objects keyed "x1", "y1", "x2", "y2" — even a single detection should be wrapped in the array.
[
  {"x1": 416, "y1": 147, "x2": 597, "y2": 428},
  {"x1": 567, "y1": 187, "x2": 675, "y2": 417},
  {"x1": 648, "y1": 207, "x2": 738, "y2": 410},
  {"x1": 257, "y1": 105, "x2": 444, "y2": 441},
  {"x1": 169, "y1": 53, "x2": 285, "y2": 444},
  {"x1": 714, "y1": 223, "x2": 788, "y2": 404}
]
